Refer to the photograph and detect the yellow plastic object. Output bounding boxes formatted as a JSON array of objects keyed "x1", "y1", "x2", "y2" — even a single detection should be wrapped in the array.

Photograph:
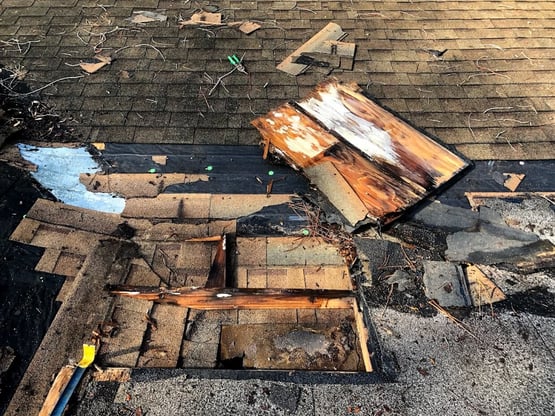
[{"x1": 77, "y1": 344, "x2": 96, "y2": 368}]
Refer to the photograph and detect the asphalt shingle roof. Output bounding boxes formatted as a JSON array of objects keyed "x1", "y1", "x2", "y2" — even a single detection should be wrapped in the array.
[{"x1": 1, "y1": 0, "x2": 553, "y2": 159}]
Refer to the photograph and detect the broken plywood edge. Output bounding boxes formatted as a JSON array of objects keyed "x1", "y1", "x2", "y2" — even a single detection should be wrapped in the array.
[
  {"x1": 91, "y1": 367, "x2": 132, "y2": 382},
  {"x1": 277, "y1": 22, "x2": 347, "y2": 75},
  {"x1": 352, "y1": 300, "x2": 373, "y2": 372},
  {"x1": 465, "y1": 191, "x2": 555, "y2": 210},
  {"x1": 465, "y1": 264, "x2": 506, "y2": 307},
  {"x1": 251, "y1": 103, "x2": 339, "y2": 169},
  {"x1": 122, "y1": 193, "x2": 294, "y2": 220},
  {"x1": 5, "y1": 240, "x2": 131, "y2": 416},
  {"x1": 109, "y1": 286, "x2": 355, "y2": 310},
  {"x1": 79, "y1": 173, "x2": 209, "y2": 198}
]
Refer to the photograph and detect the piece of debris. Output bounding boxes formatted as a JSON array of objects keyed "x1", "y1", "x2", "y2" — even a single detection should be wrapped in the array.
[
  {"x1": 503, "y1": 173, "x2": 525, "y2": 192},
  {"x1": 297, "y1": 40, "x2": 357, "y2": 72},
  {"x1": 465, "y1": 264, "x2": 506, "y2": 306},
  {"x1": 178, "y1": 11, "x2": 222, "y2": 27},
  {"x1": 239, "y1": 21, "x2": 261, "y2": 34},
  {"x1": 79, "y1": 54, "x2": 112, "y2": 74},
  {"x1": 127, "y1": 10, "x2": 168, "y2": 24},
  {"x1": 387, "y1": 270, "x2": 415, "y2": 292},
  {"x1": 277, "y1": 22, "x2": 350, "y2": 75},
  {"x1": 91, "y1": 367, "x2": 132, "y2": 382},
  {"x1": 151, "y1": 155, "x2": 167, "y2": 165},
  {"x1": 422, "y1": 261, "x2": 471, "y2": 307},
  {"x1": 252, "y1": 79, "x2": 469, "y2": 228}
]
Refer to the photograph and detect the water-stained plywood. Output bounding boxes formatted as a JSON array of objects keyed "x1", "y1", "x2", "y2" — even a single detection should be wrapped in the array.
[
  {"x1": 252, "y1": 79, "x2": 470, "y2": 227},
  {"x1": 219, "y1": 322, "x2": 364, "y2": 371}
]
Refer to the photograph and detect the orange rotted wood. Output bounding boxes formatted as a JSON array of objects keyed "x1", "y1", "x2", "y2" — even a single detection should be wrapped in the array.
[
  {"x1": 251, "y1": 103, "x2": 339, "y2": 169},
  {"x1": 252, "y1": 79, "x2": 470, "y2": 225},
  {"x1": 297, "y1": 80, "x2": 468, "y2": 187},
  {"x1": 108, "y1": 286, "x2": 354, "y2": 310}
]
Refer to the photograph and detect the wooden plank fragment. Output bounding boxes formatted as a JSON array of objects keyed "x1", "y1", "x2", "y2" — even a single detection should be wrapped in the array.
[
  {"x1": 466, "y1": 265, "x2": 507, "y2": 306},
  {"x1": 277, "y1": 22, "x2": 347, "y2": 75},
  {"x1": 38, "y1": 365, "x2": 75, "y2": 416},
  {"x1": 352, "y1": 301, "x2": 373, "y2": 372},
  {"x1": 91, "y1": 367, "x2": 132, "y2": 382},
  {"x1": 109, "y1": 286, "x2": 355, "y2": 310},
  {"x1": 304, "y1": 161, "x2": 369, "y2": 227},
  {"x1": 251, "y1": 104, "x2": 338, "y2": 169}
]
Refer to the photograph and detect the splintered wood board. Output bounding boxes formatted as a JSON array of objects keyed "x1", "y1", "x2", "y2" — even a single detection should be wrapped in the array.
[
  {"x1": 251, "y1": 104, "x2": 339, "y2": 169},
  {"x1": 252, "y1": 79, "x2": 469, "y2": 225}
]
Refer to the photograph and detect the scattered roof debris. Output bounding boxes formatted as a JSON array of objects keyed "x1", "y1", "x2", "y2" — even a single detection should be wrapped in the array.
[
  {"x1": 179, "y1": 11, "x2": 223, "y2": 27},
  {"x1": 127, "y1": 10, "x2": 168, "y2": 24},
  {"x1": 277, "y1": 23, "x2": 351, "y2": 75},
  {"x1": 79, "y1": 54, "x2": 111, "y2": 74},
  {"x1": 238, "y1": 21, "x2": 261, "y2": 34},
  {"x1": 252, "y1": 79, "x2": 470, "y2": 228},
  {"x1": 502, "y1": 172, "x2": 526, "y2": 192}
]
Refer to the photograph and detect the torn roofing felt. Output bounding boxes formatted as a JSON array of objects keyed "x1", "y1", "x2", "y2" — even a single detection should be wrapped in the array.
[{"x1": 252, "y1": 79, "x2": 470, "y2": 228}]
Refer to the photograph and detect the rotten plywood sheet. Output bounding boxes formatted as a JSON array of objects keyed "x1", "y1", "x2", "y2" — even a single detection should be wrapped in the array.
[{"x1": 252, "y1": 79, "x2": 470, "y2": 227}]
